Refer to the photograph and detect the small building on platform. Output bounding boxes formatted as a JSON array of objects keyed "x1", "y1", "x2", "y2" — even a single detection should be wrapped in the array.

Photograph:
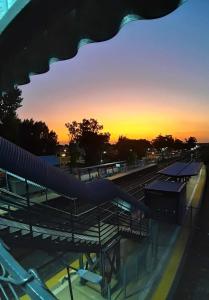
[
  {"x1": 144, "y1": 180, "x2": 186, "y2": 224},
  {"x1": 145, "y1": 162, "x2": 202, "y2": 224}
]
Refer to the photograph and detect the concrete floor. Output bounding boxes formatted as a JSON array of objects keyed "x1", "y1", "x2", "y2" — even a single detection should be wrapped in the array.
[{"x1": 173, "y1": 165, "x2": 209, "y2": 300}]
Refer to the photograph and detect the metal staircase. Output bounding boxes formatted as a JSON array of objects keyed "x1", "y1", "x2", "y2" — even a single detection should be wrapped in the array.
[{"x1": 0, "y1": 188, "x2": 149, "y2": 253}]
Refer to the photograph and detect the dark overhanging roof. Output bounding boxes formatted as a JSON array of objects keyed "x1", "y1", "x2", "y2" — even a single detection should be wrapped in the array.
[
  {"x1": 0, "y1": 0, "x2": 183, "y2": 91},
  {"x1": 158, "y1": 162, "x2": 202, "y2": 177}
]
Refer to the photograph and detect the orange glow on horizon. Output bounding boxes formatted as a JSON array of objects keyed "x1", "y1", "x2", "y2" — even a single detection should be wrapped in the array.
[
  {"x1": 20, "y1": 80, "x2": 209, "y2": 145},
  {"x1": 52, "y1": 108, "x2": 209, "y2": 144}
]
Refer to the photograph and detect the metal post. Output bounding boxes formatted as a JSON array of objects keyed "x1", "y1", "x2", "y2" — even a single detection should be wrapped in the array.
[
  {"x1": 79, "y1": 254, "x2": 85, "y2": 285},
  {"x1": 139, "y1": 216, "x2": 142, "y2": 236},
  {"x1": 45, "y1": 188, "x2": 48, "y2": 202},
  {"x1": 190, "y1": 206, "x2": 193, "y2": 227},
  {"x1": 98, "y1": 206, "x2": 101, "y2": 244},
  {"x1": 71, "y1": 213, "x2": 74, "y2": 243},
  {"x1": 107, "y1": 284, "x2": 111, "y2": 300},
  {"x1": 5, "y1": 172, "x2": 9, "y2": 191},
  {"x1": 0, "y1": 240, "x2": 56, "y2": 300},
  {"x1": 66, "y1": 267, "x2": 74, "y2": 300},
  {"x1": 100, "y1": 250, "x2": 107, "y2": 297},
  {"x1": 88, "y1": 169, "x2": 91, "y2": 181},
  {"x1": 123, "y1": 263, "x2": 127, "y2": 297},
  {"x1": 115, "y1": 241, "x2": 121, "y2": 277},
  {"x1": 25, "y1": 180, "x2": 32, "y2": 234},
  {"x1": 78, "y1": 169, "x2": 81, "y2": 180},
  {"x1": 116, "y1": 206, "x2": 120, "y2": 234},
  {"x1": 130, "y1": 214, "x2": 132, "y2": 233}
]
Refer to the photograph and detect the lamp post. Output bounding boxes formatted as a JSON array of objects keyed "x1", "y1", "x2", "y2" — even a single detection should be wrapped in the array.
[{"x1": 100, "y1": 151, "x2": 107, "y2": 164}]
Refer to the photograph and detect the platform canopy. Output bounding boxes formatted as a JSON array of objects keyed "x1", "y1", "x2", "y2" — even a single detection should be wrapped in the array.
[
  {"x1": 0, "y1": 0, "x2": 183, "y2": 91},
  {"x1": 145, "y1": 180, "x2": 185, "y2": 193},
  {"x1": 158, "y1": 162, "x2": 202, "y2": 178}
]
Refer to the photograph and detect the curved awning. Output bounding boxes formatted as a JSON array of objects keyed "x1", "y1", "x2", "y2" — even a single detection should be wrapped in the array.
[
  {"x1": 0, "y1": 137, "x2": 148, "y2": 212},
  {"x1": 0, "y1": 0, "x2": 183, "y2": 92}
]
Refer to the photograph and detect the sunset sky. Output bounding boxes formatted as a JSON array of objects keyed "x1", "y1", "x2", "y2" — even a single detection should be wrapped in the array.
[{"x1": 20, "y1": 0, "x2": 209, "y2": 144}]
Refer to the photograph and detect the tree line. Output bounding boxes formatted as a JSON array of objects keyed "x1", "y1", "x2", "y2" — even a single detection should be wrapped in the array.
[
  {"x1": 0, "y1": 88, "x2": 58, "y2": 155},
  {"x1": 0, "y1": 87, "x2": 197, "y2": 164}
]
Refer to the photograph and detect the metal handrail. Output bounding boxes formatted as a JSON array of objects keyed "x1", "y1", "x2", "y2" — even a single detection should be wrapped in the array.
[
  {"x1": 0, "y1": 194, "x2": 116, "y2": 243},
  {"x1": 0, "y1": 239, "x2": 57, "y2": 300},
  {"x1": 0, "y1": 189, "x2": 149, "y2": 247}
]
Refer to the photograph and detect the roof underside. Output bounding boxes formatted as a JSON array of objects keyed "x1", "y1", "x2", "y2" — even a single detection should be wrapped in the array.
[
  {"x1": 0, "y1": 0, "x2": 183, "y2": 91},
  {"x1": 158, "y1": 162, "x2": 202, "y2": 177}
]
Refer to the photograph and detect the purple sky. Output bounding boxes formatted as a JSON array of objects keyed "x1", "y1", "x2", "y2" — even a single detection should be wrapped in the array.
[{"x1": 20, "y1": 0, "x2": 209, "y2": 143}]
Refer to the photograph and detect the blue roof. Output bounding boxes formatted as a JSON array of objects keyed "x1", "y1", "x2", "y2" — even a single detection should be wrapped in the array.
[
  {"x1": 145, "y1": 180, "x2": 185, "y2": 193},
  {"x1": 158, "y1": 162, "x2": 202, "y2": 177},
  {"x1": 39, "y1": 155, "x2": 59, "y2": 166},
  {"x1": 0, "y1": 137, "x2": 147, "y2": 212}
]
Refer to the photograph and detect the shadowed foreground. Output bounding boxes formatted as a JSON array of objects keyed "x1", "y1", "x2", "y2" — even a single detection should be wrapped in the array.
[{"x1": 173, "y1": 166, "x2": 209, "y2": 300}]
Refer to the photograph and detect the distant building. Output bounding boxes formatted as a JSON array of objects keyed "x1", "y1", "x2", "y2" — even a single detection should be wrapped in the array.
[
  {"x1": 146, "y1": 148, "x2": 160, "y2": 162},
  {"x1": 39, "y1": 155, "x2": 60, "y2": 167}
]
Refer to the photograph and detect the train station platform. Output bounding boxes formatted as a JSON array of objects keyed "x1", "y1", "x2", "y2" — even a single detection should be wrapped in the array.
[
  {"x1": 19, "y1": 164, "x2": 206, "y2": 300},
  {"x1": 172, "y1": 165, "x2": 209, "y2": 299},
  {"x1": 107, "y1": 163, "x2": 156, "y2": 182},
  {"x1": 150, "y1": 164, "x2": 206, "y2": 300}
]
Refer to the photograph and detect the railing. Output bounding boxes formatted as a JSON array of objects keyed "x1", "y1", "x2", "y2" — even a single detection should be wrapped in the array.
[
  {"x1": 0, "y1": 239, "x2": 57, "y2": 300},
  {"x1": 0, "y1": 190, "x2": 114, "y2": 246},
  {"x1": 0, "y1": 188, "x2": 149, "y2": 249},
  {"x1": 149, "y1": 203, "x2": 201, "y2": 228}
]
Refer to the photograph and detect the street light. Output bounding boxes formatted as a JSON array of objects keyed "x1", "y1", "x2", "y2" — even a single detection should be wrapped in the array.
[{"x1": 100, "y1": 151, "x2": 107, "y2": 164}]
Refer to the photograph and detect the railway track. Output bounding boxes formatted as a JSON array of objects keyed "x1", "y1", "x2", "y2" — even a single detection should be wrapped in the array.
[
  {"x1": 116, "y1": 158, "x2": 189, "y2": 201},
  {"x1": 117, "y1": 172, "x2": 166, "y2": 201}
]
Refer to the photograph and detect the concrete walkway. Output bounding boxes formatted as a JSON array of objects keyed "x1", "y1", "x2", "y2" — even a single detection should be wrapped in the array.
[
  {"x1": 172, "y1": 165, "x2": 209, "y2": 300},
  {"x1": 19, "y1": 165, "x2": 207, "y2": 300},
  {"x1": 150, "y1": 165, "x2": 206, "y2": 300}
]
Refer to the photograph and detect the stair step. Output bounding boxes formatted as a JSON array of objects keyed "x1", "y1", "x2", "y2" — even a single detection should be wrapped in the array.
[
  {"x1": 59, "y1": 236, "x2": 67, "y2": 241},
  {"x1": 42, "y1": 234, "x2": 50, "y2": 240},
  {"x1": 0, "y1": 225, "x2": 9, "y2": 235},
  {"x1": 51, "y1": 235, "x2": 59, "y2": 241},
  {"x1": 0, "y1": 225, "x2": 8, "y2": 230},
  {"x1": 10, "y1": 227, "x2": 21, "y2": 233},
  {"x1": 33, "y1": 232, "x2": 42, "y2": 238},
  {"x1": 21, "y1": 230, "x2": 30, "y2": 236}
]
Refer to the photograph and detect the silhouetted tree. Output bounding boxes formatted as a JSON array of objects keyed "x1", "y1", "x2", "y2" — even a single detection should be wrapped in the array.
[
  {"x1": 152, "y1": 134, "x2": 175, "y2": 150},
  {"x1": 116, "y1": 136, "x2": 151, "y2": 160},
  {"x1": 0, "y1": 87, "x2": 22, "y2": 142},
  {"x1": 173, "y1": 138, "x2": 185, "y2": 150},
  {"x1": 18, "y1": 119, "x2": 58, "y2": 155},
  {"x1": 65, "y1": 118, "x2": 110, "y2": 164},
  {"x1": 68, "y1": 142, "x2": 81, "y2": 166},
  {"x1": 185, "y1": 136, "x2": 197, "y2": 150}
]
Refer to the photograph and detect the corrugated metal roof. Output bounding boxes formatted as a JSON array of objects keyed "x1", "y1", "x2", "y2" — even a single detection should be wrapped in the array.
[
  {"x1": 158, "y1": 162, "x2": 202, "y2": 177},
  {"x1": 0, "y1": 137, "x2": 147, "y2": 211},
  {"x1": 145, "y1": 180, "x2": 185, "y2": 193}
]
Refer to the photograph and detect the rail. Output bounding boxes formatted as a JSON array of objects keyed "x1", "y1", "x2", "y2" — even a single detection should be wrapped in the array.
[
  {"x1": 0, "y1": 188, "x2": 149, "y2": 248},
  {"x1": 0, "y1": 239, "x2": 56, "y2": 300}
]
